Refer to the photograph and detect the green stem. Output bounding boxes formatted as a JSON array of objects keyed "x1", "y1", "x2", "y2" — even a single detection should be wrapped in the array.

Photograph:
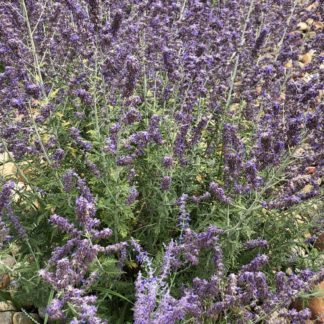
[{"x1": 20, "y1": 0, "x2": 44, "y2": 88}]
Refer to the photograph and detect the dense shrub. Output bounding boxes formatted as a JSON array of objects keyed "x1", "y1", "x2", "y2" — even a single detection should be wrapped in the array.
[{"x1": 0, "y1": 0, "x2": 323, "y2": 323}]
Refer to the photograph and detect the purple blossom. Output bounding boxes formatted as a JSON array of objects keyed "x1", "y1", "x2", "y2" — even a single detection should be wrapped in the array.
[
  {"x1": 0, "y1": 181, "x2": 15, "y2": 212},
  {"x1": 161, "y1": 176, "x2": 172, "y2": 191},
  {"x1": 244, "y1": 239, "x2": 269, "y2": 250},
  {"x1": 62, "y1": 170, "x2": 77, "y2": 192},
  {"x1": 75, "y1": 196, "x2": 97, "y2": 229},
  {"x1": 162, "y1": 156, "x2": 173, "y2": 168},
  {"x1": 6, "y1": 205, "x2": 27, "y2": 239},
  {"x1": 85, "y1": 159, "x2": 101, "y2": 178},
  {"x1": 209, "y1": 182, "x2": 232, "y2": 204},
  {"x1": 50, "y1": 214, "x2": 80, "y2": 237},
  {"x1": 190, "y1": 116, "x2": 208, "y2": 146},
  {"x1": 69, "y1": 127, "x2": 93, "y2": 151},
  {"x1": 177, "y1": 194, "x2": 190, "y2": 232},
  {"x1": 116, "y1": 155, "x2": 134, "y2": 166},
  {"x1": 240, "y1": 254, "x2": 269, "y2": 272},
  {"x1": 46, "y1": 298, "x2": 65, "y2": 320},
  {"x1": 40, "y1": 178, "x2": 118, "y2": 323},
  {"x1": 126, "y1": 186, "x2": 139, "y2": 205},
  {"x1": 279, "y1": 308, "x2": 312, "y2": 323},
  {"x1": 122, "y1": 108, "x2": 141, "y2": 125},
  {"x1": 52, "y1": 148, "x2": 65, "y2": 167}
]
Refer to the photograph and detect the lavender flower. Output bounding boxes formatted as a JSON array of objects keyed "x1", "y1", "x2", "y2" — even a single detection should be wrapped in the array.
[
  {"x1": 241, "y1": 254, "x2": 269, "y2": 272},
  {"x1": 279, "y1": 308, "x2": 312, "y2": 323},
  {"x1": 161, "y1": 176, "x2": 172, "y2": 191},
  {"x1": 40, "y1": 178, "x2": 118, "y2": 323},
  {"x1": 252, "y1": 28, "x2": 268, "y2": 56},
  {"x1": 46, "y1": 299, "x2": 65, "y2": 320},
  {"x1": 52, "y1": 148, "x2": 64, "y2": 160},
  {"x1": 126, "y1": 186, "x2": 139, "y2": 205},
  {"x1": 0, "y1": 181, "x2": 15, "y2": 212},
  {"x1": 190, "y1": 117, "x2": 209, "y2": 146},
  {"x1": 6, "y1": 205, "x2": 27, "y2": 239},
  {"x1": 0, "y1": 182, "x2": 25, "y2": 243},
  {"x1": 177, "y1": 194, "x2": 190, "y2": 232},
  {"x1": 85, "y1": 159, "x2": 101, "y2": 178},
  {"x1": 162, "y1": 156, "x2": 173, "y2": 168},
  {"x1": 122, "y1": 108, "x2": 141, "y2": 125},
  {"x1": 50, "y1": 214, "x2": 80, "y2": 238},
  {"x1": 62, "y1": 170, "x2": 77, "y2": 192},
  {"x1": 69, "y1": 127, "x2": 93, "y2": 151},
  {"x1": 244, "y1": 239, "x2": 269, "y2": 250},
  {"x1": 209, "y1": 182, "x2": 232, "y2": 204}
]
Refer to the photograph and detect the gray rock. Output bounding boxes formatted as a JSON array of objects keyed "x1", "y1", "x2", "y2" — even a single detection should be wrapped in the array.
[
  {"x1": 12, "y1": 312, "x2": 40, "y2": 324},
  {"x1": 0, "y1": 311, "x2": 13, "y2": 324}
]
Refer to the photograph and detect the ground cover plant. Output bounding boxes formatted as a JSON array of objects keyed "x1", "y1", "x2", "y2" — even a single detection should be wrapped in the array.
[{"x1": 0, "y1": 0, "x2": 323, "y2": 323}]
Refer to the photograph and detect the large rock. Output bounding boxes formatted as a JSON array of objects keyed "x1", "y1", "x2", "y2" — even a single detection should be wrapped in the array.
[
  {"x1": 0, "y1": 312, "x2": 13, "y2": 324},
  {"x1": 13, "y1": 312, "x2": 40, "y2": 324}
]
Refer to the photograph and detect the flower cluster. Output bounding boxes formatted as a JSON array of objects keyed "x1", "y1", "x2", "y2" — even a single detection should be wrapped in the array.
[
  {"x1": 0, "y1": 181, "x2": 26, "y2": 246},
  {"x1": 133, "y1": 228, "x2": 324, "y2": 323},
  {"x1": 40, "y1": 176, "x2": 126, "y2": 323}
]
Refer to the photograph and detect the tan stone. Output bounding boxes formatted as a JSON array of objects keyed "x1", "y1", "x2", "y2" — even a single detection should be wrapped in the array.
[
  {"x1": 13, "y1": 312, "x2": 40, "y2": 324},
  {"x1": 314, "y1": 21, "x2": 324, "y2": 30},
  {"x1": 299, "y1": 51, "x2": 315, "y2": 65},
  {"x1": 0, "y1": 301, "x2": 16, "y2": 311},
  {"x1": 306, "y1": 18, "x2": 314, "y2": 26},
  {"x1": 297, "y1": 22, "x2": 310, "y2": 32},
  {"x1": 309, "y1": 31, "x2": 317, "y2": 39},
  {"x1": 306, "y1": 2, "x2": 319, "y2": 11},
  {"x1": 284, "y1": 59, "x2": 293, "y2": 68},
  {"x1": 0, "y1": 162, "x2": 17, "y2": 178}
]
